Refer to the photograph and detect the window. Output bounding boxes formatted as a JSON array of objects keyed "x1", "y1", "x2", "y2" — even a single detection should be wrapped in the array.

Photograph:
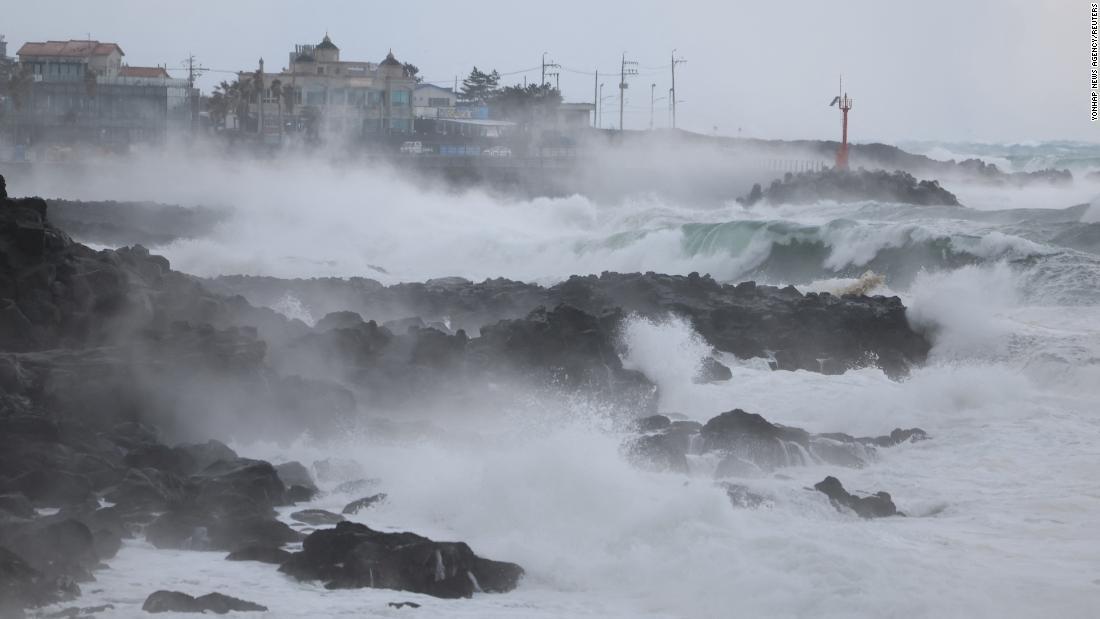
[
  {"x1": 391, "y1": 90, "x2": 409, "y2": 106},
  {"x1": 367, "y1": 91, "x2": 383, "y2": 107},
  {"x1": 316, "y1": 66, "x2": 324, "y2": 75},
  {"x1": 348, "y1": 88, "x2": 367, "y2": 106},
  {"x1": 330, "y1": 88, "x2": 346, "y2": 105},
  {"x1": 428, "y1": 97, "x2": 451, "y2": 107},
  {"x1": 305, "y1": 90, "x2": 326, "y2": 105}
]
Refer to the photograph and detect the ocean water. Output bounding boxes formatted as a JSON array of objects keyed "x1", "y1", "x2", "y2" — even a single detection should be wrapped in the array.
[{"x1": 26, "y1": 142, "x2": 1100, "y2": 618}]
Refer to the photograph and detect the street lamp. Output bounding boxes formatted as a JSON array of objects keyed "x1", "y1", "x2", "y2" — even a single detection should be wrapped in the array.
[
  {"x1": 668, "y1": 87, "x2": 673, "y2": 128},
  {"x1": 652, "y1": 93, "x2": 668, "y2": 128},
  {"x1": 599, "y1": 83, "x2": 604, "y2": 128}
]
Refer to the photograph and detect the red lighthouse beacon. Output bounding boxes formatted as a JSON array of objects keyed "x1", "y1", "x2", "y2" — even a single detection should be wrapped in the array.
[{"x1": 829, "y1": 78, "x2": 853, "y2": 169}]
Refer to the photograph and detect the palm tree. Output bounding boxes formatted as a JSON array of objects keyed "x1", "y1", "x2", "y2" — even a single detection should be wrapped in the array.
[
  {"x1": 251, "y1": 68, "x2": 264, "y2": 135},
  {"x1": 234, "y1": 76, "x2": 254, "y2": 131},
  {"x1": 207, "y1": 80, "x2": 232, "y2": 129},
  {"x1": 269, "y1": 78, "x2": 283, "y2": 138}
]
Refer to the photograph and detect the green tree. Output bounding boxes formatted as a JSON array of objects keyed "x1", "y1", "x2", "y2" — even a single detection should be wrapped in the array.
[
  {"x1": 6, "y1": 65, "x2": 33, "y2": 111},
  {"x1": 403, "y1": 62, "x2": 422, "y2": 83},
  {"x1": 459, "y1": 66, "x2": 500, "y2": 103},
  {"x1": 206, "y1": 83, "x2": 231, "y2": 128},
  {"x1": 487, "y1": 83, "x2": 562, "y2": 125}
]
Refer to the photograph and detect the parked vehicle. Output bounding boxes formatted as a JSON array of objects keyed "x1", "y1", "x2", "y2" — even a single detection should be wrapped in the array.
[
  {"x1": 439, "y1": 144, "x2": 481, "y2": 156},
  {"x1": 484, "y1": 145, "x2": 513, "y2": 158}
]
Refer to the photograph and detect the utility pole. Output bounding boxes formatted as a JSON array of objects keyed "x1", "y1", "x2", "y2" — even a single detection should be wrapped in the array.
[
  {"x1": 670, "y1": 49, "x2": 686, "y2": 129},
  {"x1": 593, "y1": 70, "x2": 598, "y2": 128},
  {"x1": 619, "y1": 53, "x2": 638, "y2": 132},
  {"x1": 650, "y1": 83, "x2": 656, "y2": 130},
  {"x1": 182, "y1": 53, "x2": 208, "y2": 133},
  {"x1": 598, "y1": 83, "x2": 604, "y2": 128},
  {"x1": 541, "y1": 52, "x2": 560, "y2": 87}
]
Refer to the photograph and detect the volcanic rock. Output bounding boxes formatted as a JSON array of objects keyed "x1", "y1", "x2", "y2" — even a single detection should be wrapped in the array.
[
  {"x1": 694, "y1": 357, "x2": 732, "y2": 383},
  {"x1": 814, "y1": 476, "x2": 901, "y2": 518},
  {"x1": 342, "y1": 494, "x2": 387, "y2": 515},
  {"x1": 0, "y1": 545, "x2": 81, "y2": 613},
  {"x1": 141, "y1": 590, "x2": 266, "y2": 613},
  {"x1": 274, "y1": 462, "x2": 317, "y2": 494},
  {"x1": 291, "y1": 509, "x2": 345, "y2": 526},
  {"x1": 280, "y1": 521, "x2": 524, "y2": 598},
  {"x1": 626, "y1": 409, "x2": 926, "y2": 477},
  {"x1": 738, "y1": 168, "x2": 961, "y2": 207}
]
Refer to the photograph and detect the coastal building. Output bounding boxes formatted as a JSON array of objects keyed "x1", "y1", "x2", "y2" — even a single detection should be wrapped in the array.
[
  {"x1": 413, "y1": 83, "x2": 458, "y2": 119},
  {"x1": 0, "y1": 39, "x2": 190, "y2": 151},
  {"x1": 0, "y1": 36, "x2": 15, "y2": 116},
  {"x1": 234, "y1": 34, "x2": 418, "y2": 143}
]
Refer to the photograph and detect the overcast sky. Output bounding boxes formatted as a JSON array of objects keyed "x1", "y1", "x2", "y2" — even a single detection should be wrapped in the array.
[{"x1": 3, "y1": 0, "x2": 1083, "y2": 143}]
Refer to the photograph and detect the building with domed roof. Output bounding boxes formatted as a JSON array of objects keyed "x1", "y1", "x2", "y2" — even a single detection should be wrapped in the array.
[{"x1": 240, "y1": 33, "x2": 418, "y2": 142}]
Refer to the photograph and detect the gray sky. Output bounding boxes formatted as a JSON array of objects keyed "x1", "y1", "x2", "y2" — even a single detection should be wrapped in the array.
[{"x1": 4, "y1": 0, "x2": 1083, "y2": 142}]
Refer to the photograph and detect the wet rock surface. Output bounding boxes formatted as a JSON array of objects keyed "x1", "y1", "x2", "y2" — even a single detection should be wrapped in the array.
[
  {"x1": 0, "y1": 179, "x2": 536, "y2": 612},
  {"x1": 814, "y1": 476, "x2": 902, "y2": 518},
  {"x1": 280, "y1": 521, "x2": 524, "y2": 598},
  {"x1": 141, "y1": 590, "x2": 267, "y2": 613},
  {"x1": 0, "y1": 173, "x2": 934, "y2": 612},
  {"x1": 291, "y1": 509, "x2": 345, "y2": 526},
  {"x1": 626, "y1": 409, "x2": 927, "y2": 476},
  {"x1": 342, "y1": 494, "x2": 387, "y2": 515},
  {"x1": 207, "y1": 270, "x2": 931, "y2": 379},
  {"x1": 737, "y1": 168, "x2": 961, "y2": 207}
]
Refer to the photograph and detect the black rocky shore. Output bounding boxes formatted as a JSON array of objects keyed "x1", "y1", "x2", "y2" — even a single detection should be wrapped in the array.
[
  {"x1": 738, "y1": 168, "x2": 961, "y2": 207},
  {"x1": 0, "y1": 174, "x2": 932, "y2": 615}
]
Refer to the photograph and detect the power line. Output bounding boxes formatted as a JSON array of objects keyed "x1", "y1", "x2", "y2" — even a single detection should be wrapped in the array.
[
  {"x1": 180, "y1": 53, "x2": 209, "y2": 132},
  {"x1": 541, "y1": 52, "x2": 560, "y2": 87},
  {"x1": 619, "y1": 53, "x2": 638, "y2": 132},
  {"x1": 671, "y1": 50, "x2": 686, "y2": 129}
]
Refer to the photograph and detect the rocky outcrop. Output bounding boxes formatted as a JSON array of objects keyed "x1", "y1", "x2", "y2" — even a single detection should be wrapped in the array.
[
  {"x1": 0, "y1": 545, "x2": 81, "y2": 613},
  {"x1": 626, "y1": 410, "x2": 927, "y2": 476},
  {"x1": 47, "y1": 199, "x2": 226, "y2": 249},
  {"x1": 738, "y1": 168, "x2": 960, "y2": 207},
  {"x1": 814, "y1": 476, "x2": 902, "y2": 518},
  {"x1": 213, "y1": 271, "x2": 929, "y2": 379},
  {"x1": 144, "y1": 458, "x2": 301, "y2": 552},
  {"x1": 342, "y1": 494, "x2": 387, "y2": 515},
  {"x1": 556, "y1": 273, "x2": 929, "y2": 377},
  {"x1": 276, "y1": 303, "x2": 660, "y2": 415},
  {"x1": 203, "y1": 275, "x2": 549, "y2": 337},
  {"x1": 291, "y1": 509, "x2": 345, "y2": 526},
  {"x1": 280, "y1": 521, "x2": 524, "y2": 599},
  {"x1": 694, "y1": 357, "x2": 732, "y2": 383},
  {"x1": 141, "y1": 590, "x2": 266, "y2": 614}
]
